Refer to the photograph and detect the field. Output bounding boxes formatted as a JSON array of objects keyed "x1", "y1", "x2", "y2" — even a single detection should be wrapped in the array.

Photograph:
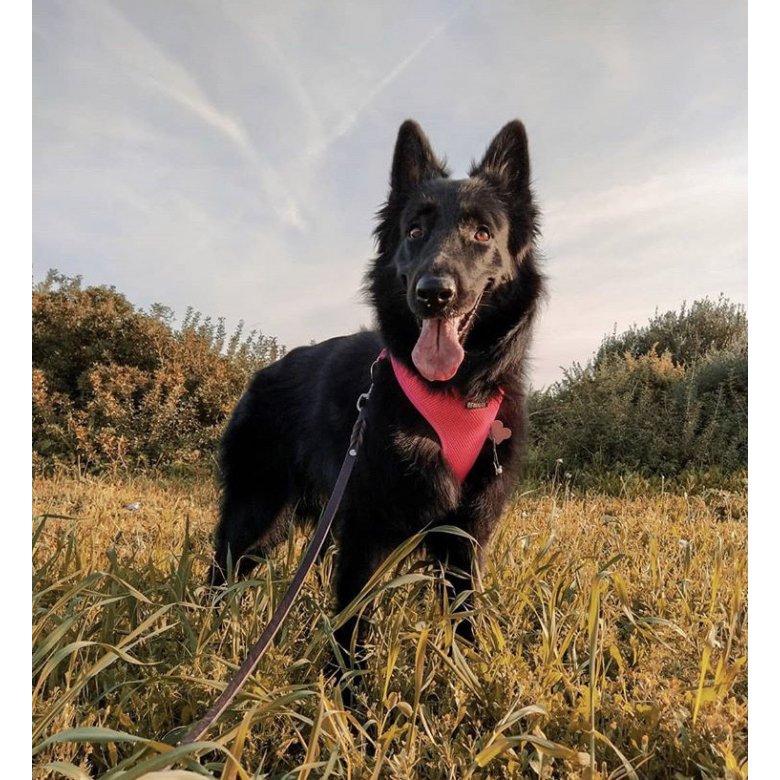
[{"x1": 32, "y1": 473, "x2": 747, "y2": 779}]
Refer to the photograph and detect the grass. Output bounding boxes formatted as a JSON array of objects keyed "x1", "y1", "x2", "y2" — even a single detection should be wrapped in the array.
[{"x1": 32, "y1": 471, "x2": 747, "y2": 779}]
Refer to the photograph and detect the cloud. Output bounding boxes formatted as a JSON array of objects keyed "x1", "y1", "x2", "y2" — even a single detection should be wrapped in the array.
[
  {"x1": 225, "y1": 11, "x2": 325, "y2": 144},
  {"x1": 73, "y1": 0, "x2": 308, "y2": 230},
  {"x1": 143, "y1": 75, "x2": 255, "y2": 160},
  {"x1": 302, "y1": 0, "x2": 471, "y2": 160},
  {"x1": 544, "y1": 149, "x2": 746, "y2": 255}
]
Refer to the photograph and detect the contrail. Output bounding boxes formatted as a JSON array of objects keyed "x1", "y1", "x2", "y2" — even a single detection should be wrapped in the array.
[
  {"x1": 304, "y1": 1, "x2": 471, "y2": 160},
  {"x1": 103, "y1": 0, "x2": 306, "y2": 230}
]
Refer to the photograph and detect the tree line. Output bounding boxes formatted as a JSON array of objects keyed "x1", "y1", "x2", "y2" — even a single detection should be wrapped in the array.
[
  {"x1": 33, "y1": 272, "x2": 746, "y2": 485},
  {"x1": 526, "y1": 296, "x2": 747, "y2": 487}
]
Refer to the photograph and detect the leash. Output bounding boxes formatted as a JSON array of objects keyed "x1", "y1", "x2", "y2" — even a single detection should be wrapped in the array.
[{"x1": 178, "y1": 356, "x2": 381, "y2": 746}]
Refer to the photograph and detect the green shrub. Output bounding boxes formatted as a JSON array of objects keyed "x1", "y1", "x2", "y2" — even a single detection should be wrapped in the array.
[
  {"x1": 527, "y1": 297, "x2": 747, "y2": 485},
  {"x1": 595, "y1": 295, "x2": 746, "y2": 368},
  {"x1": 33, "y1": 274, "x2": 747, "y2": 487},
  {"x1": 33, "y1": 271, "x2": 283, "y2": 472}
]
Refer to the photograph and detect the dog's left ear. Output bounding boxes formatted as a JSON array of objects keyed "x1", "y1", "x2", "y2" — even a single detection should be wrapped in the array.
[
  {"x1": 471, "y1": 120, "x2": 530, "y2": 192},
  {"x1": 390, "y1": 120, "x2": 448, "y2": 195}
]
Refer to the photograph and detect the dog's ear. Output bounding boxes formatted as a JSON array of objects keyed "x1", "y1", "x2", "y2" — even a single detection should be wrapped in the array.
[
  {"x1": 390, "y1": 120, "x2": 447, "y2": 194},
  {"x1": 471, "y1": 120, "x2": 530, "y2": 192},
  {"x1": 472, "y1": 121, "x2": 538, "y2": 260}
]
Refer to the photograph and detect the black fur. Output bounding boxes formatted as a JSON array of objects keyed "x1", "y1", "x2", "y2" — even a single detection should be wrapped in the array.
[{"x1": 210, "y1": 119, "x2": 545, "y2": 669}]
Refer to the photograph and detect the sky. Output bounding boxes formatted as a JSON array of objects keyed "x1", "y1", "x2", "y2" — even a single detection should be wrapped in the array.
[{"x1": 32, "y1": 0, "x2": 747, "y2": 387}]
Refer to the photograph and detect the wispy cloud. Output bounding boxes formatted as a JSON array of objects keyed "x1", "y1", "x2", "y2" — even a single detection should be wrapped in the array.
[
  {"x1": 303, "y1": 1, "x2": 471, "y2": 160},
  {"x1": 143, "y1": 75, "x2": 256, "y2": 159},
  {"x1": 545, "y1": 149, "x2": 746, "y2": 254},
  {"x1": 233, "y1": 17, "x2": 326, "y2": 145},
  {"x1": 88, "y1": 2, "x2": 254, "y2": 158},
  {"x1": 92, "y1": 0, "x2": 307, "y2": 230}
]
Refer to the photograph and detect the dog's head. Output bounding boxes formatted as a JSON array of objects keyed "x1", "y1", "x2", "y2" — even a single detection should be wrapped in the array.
[{"x1": 367, "y1": 120, "x2": 541, "y2": 383}]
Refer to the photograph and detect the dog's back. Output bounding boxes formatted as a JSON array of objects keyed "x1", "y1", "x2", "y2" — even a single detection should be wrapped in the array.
[{"x1": 211, "y1": 330, "x2": 382, "y2": 582}]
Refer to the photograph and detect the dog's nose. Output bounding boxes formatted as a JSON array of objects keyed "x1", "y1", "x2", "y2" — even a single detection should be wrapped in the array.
[{"x1": 415, "y1": 275, "x2": 456, "y2": 311}]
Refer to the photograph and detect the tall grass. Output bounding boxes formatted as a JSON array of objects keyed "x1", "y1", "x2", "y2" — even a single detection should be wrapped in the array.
[{"x1": 32, "y1": 473, "x2": 746, "y2": 779}]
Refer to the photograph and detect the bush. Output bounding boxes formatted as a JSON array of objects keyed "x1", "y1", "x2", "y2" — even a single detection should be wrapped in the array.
[
  {"x1": 33, "y1": 274, "x2": 747, "y2": 487},
  {"x1": 594, "y1": 295, "x2": 746, "y2": 368},
  {"x1": 527, "y1": 297, "x2": 747, "y2": 485},
  {"x1": 33, "y1": 271, "x2": 283, "y2": 472}
]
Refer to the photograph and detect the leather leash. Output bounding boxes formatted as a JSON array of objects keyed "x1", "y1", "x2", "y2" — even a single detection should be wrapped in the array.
[{"x1": 178, "y1": 357, "x2": 380, "y2": 746}]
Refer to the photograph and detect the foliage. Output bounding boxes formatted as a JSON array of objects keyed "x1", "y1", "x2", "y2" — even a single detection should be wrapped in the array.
[
  {"x1": 594, "y1": 296, "x2": 747, "y2": 369},
  {"x1": 32, "y1": 473, "x2": 747, "y2": 779},
  {"x1": 527, "y1": 297, "x2": 747, "y2": 485},
  {"x1": 32, "y1": 273, "x2": 747, "y2": 486},
  {"x1": 33, "y1": 271, "x2": 283, "y2": 472}
]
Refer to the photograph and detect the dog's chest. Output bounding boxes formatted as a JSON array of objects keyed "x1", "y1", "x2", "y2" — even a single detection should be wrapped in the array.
[{"x1": 390, "y1": 429, "x2": 445, "y2": 471}]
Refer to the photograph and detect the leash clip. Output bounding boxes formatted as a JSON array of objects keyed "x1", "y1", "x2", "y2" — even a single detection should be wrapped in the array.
[
  {"x1": 356, "y1": 391, "x2": 371, "y2": 412},
  {"x1": 356, "y1": 354, "x2": 383, "y2": 412}
]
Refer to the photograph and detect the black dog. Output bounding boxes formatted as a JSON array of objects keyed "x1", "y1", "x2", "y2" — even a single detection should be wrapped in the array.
[{"x1": 210, "y1": 119, "x2": 544, "y2": 667}]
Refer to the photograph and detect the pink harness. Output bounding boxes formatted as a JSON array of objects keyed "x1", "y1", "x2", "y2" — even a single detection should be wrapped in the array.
[{"x1": 385, "y1": 352, "x2": 504, "y2": 483}]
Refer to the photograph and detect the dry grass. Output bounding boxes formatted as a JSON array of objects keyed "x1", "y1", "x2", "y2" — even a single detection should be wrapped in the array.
[{"x1": 32, "y1": 472, "x2": 747, "y2": 779}]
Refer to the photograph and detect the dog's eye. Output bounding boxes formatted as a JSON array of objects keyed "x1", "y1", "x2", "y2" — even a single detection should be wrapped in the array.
[
  {"x1": 408, "y1": 226, "x2": 425, "y2": 241},
  {"x1": 474, "y1": 226, "x2": 492, "y2": 242}
]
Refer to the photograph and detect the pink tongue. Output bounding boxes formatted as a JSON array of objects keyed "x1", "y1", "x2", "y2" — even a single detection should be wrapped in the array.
[{"x1": 411, "y1": 318, "x2": 464, "y2": 381}]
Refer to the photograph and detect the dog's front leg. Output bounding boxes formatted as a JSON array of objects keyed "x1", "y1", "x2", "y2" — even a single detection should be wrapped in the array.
[
  {"x1": 329, "y1": 529, "x2": 391, "y2": 700},
  {"x1": 427, "y1": 532, "x2": 486, "y2": 644}
]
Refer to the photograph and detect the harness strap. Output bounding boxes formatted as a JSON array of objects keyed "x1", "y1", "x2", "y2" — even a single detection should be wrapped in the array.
[{"x1": 385, "y1": 353, "x2": 504, "y2": 483}]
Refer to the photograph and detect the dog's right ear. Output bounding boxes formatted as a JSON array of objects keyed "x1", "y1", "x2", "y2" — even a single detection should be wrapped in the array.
[
  {"x1": 390, "y1": 120, "x2": 448, "y2": 194},
  {"x1": 470, "y1": 120, "x2": 530, "y2": 193}
]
